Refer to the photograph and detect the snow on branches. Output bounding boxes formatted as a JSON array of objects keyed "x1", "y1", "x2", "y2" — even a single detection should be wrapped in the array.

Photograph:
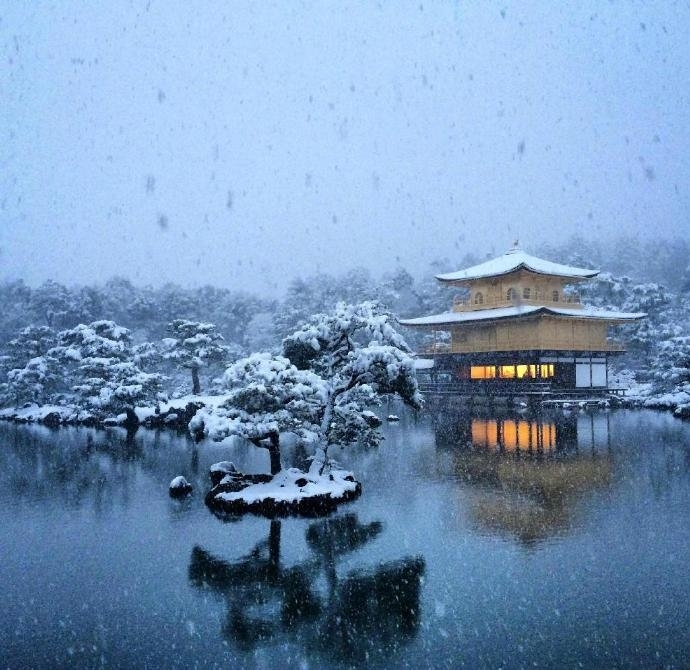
[
  {"x1": 192, "y1": 302, "x2": 421, "y2": 476},
  {"x1": 190, "y1": 353, "x2": 327, "y2": 474},
  {"x1": 163, "y1": 319, "x2": 229, "y2": 394},
  {"x1": 55, "y1": 321, "x2": 164, "y2": 414},
  {"x1": 282, "y1": 301, "x2": 412, "y2": 375}
]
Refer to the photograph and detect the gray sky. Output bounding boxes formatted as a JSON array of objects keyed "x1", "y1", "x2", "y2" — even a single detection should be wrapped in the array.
[{"x1": 2, "y1": 1, "x2": 689, "y2": 294}]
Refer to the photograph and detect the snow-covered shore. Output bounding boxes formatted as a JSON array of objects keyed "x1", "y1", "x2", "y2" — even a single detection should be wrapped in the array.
[
  {"x1": 2, "y1": 383, "x2": 689, "y2": 430},
  {"x1": 0, "y1": 394, "x2": 229, "y2": 429},
  {"x1": 611, "y1": 370, "x2": 690, "y2": 419}
]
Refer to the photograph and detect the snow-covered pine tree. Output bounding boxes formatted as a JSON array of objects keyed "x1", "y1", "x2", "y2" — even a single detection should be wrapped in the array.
[
  {"x1": 190, "y1": 353, "x2": 327, "y2": 474},
  {"x1": 191, "y1": 302, "x2": 421, "y2": 478},
  {"x1": 162, "y1": 320, "x2": 229, "y2": 394},
  {"x1": 56, "y1": 320, "x2": 164, "y2": 415},
  {"x1": 0, "y1": 326, "x2": 62, "y2": 407},
  {"x1": 4, "y1": 355, "x2": 62, "y2": 407},
  {"x1": 282, "y1": 301, "x2": 422, "y2": 472}
]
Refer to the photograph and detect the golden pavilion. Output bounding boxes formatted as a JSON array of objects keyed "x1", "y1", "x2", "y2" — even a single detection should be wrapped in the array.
[{"x1": 399, "y1": 246, "x2": 645, "y2": 394}]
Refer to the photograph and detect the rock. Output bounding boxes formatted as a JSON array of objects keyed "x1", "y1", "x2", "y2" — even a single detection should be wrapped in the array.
[
  {"x1": 42, "y1": 412, "x2": 62, "y2": 428},
  {"x1": 362, "y1": 410, "x2": 382, "y2": 428},
  {"x1": 210, "y1": 461, "x2": 238, "y2": 486},
  {"x1": 123, "y1": 407, "x2": 140, "y2": 429},
  {"x1": 387, "y1": 414, "x2": 400, "y2": 422},
  {"x1": 144, "y1": 401, "x2": 205, "y2": 430},
  {"x1": 169, "y1": 475, "x2": 193, "y2": 498},
  {"x1": 295, "y1": 477, "x2": 309, "y2": 488}
]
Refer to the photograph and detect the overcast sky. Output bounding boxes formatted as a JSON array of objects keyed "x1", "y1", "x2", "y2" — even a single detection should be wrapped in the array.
[{"x1": 2, "y1": 1, "x2": 689, "y2": 294}]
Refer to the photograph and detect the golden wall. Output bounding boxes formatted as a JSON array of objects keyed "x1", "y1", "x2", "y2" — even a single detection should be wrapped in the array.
[
  {"x1": 452, "y1": 270, "x2": 584, "y2": 311},
  {"x1": 450, "y1": 315, "x2": 620, "y2": 353}
]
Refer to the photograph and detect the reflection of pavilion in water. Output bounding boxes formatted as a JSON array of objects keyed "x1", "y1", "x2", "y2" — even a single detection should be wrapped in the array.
[
  {"x1": 436, "y1": 412, "x2": 613, "y2": 546},
  {"x1": 471, "y1": 416, "x2": 558, "y2": 452}
]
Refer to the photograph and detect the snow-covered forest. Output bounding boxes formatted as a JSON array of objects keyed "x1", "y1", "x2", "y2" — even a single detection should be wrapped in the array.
[{"x1": 1, "y1": 233, "x2": 689, "y2": 419}]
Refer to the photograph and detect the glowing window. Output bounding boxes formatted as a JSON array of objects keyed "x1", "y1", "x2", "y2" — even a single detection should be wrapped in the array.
[
  {"x1": 516, "y1": 364, "x2": 538, "y2": 379},
  {"x1": 499, "y1": 365, "x2": 516, "y2": 378},
  {"x1": 470, "y1": 365, "x2": 496, "y2": 379},
  {"x1": 474, "y1": 291, "x2": 484, "y2": 305},
  {"x1": 539, "y1": 364, "x2": 555, "y2": 378}
]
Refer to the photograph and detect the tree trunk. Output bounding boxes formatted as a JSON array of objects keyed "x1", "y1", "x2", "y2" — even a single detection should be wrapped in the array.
[
  {"x1": 191, "y1": 365, "x2": 201, "y2": 395},
  {"x1": 268, "y1": 432, "x2": 282, "y2": 476},
  {"x1": 313, "y1": 390, "x2": 338, "y2": 476}
]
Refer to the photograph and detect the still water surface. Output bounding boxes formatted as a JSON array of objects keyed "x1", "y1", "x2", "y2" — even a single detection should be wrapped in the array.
[{"x1": 0, "y1": 408, "x2": 689, "y2": 669}]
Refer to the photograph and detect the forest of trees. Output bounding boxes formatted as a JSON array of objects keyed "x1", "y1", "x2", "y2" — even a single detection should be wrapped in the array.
[{"x1": 1, "y1": 233, "x2": 689, "y2": 416}]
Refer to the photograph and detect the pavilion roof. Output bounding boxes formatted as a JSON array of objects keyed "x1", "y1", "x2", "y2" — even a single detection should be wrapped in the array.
[
  {"x1": 398, "y1": 305, "x2": 645, "y2": 328},
  {"x1": 435, "y1": 248, "x2": 598, "y2": 283}
]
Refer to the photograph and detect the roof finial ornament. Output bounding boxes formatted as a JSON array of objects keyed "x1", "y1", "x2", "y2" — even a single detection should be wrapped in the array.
[{"x1": 507, "y1": 238, "x2": 520, "y2": 254}]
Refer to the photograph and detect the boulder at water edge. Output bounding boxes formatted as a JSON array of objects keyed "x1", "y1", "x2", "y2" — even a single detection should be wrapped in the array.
[{"x1": 169, "y1": 475, "x2": 193, "y2": 498}]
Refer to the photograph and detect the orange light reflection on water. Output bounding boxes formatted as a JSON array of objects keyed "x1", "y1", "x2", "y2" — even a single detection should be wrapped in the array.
[{"x1": 471, "y1": 418, "x2": 557, "y2": 451}]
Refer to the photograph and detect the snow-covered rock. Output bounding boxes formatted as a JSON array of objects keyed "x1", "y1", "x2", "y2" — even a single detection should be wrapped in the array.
[
  {"x1": 169, "y1": 475, "x2": 193, "y2": 498},
  {"x1": 209, "y1": 461, "x2": 238, "y2": 486}
]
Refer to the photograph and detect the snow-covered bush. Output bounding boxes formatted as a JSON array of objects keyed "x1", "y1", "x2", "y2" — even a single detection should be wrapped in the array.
[
  {"x1": 643, "y1": 336, "x2": 690, "y2": 417},
  {"x1": 4, "y1": 355, "x2": 62, "y2": 406}
]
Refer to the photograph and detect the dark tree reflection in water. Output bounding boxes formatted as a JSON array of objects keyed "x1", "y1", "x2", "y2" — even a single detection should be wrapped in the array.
[{"x1": 189, "y1": 514, "x2": 424, "y2": 665}]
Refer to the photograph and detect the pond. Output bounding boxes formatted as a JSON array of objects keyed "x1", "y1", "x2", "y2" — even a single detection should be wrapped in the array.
[{"x1": 1, "y1": 408, "x2": 689, "y2": 669}]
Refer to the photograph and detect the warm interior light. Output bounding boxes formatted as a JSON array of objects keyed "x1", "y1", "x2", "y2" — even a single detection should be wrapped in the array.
[
  {"x1": 539, "y1": 364, "x2": 555, "y2": 378},
  {"x1": 517, "y1": 420, "x2": 531, "y2": 447},
  {"x1": 502, "y1": 420, "x2": 518, "y2": 448},
  {"x1": 471, "y1": 419, "x2": 499, "y2": 447},
  {"x1": 470, "y1": 365, "x2": 497, "y2": 379},
  {"x1": 470, "y1": 363, "x2": 554, "y2": 380}
]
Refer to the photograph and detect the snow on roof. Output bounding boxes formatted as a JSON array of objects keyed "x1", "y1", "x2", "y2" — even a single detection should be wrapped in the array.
[
  {"x1": 398, "y1": 305, "x2": 645, "y2": 328},
  {"x1": 435, "y1": 248, "x2": 599, "y2": 283}
]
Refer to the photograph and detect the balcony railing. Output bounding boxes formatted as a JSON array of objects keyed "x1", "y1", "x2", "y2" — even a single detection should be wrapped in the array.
[
  {"x1": 452, "y1": 294, "x2": 582, "y2": 312},
  {"x1": 421, "y1": 339, "x2": 625, "y2": 355}
]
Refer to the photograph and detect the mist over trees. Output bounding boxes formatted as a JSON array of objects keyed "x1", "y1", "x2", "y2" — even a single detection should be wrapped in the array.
[{"x1": 1, "y1": 233, "x2": 689, "y2": 414}]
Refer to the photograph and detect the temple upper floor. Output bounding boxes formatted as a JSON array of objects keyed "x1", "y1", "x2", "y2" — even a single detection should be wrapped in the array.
[
  {"x1": 451, "y1": 270, "x2": 585, "y2": 312},
  {"x1": 436, "y1": 247, "x2": 597, "y2": 313}
]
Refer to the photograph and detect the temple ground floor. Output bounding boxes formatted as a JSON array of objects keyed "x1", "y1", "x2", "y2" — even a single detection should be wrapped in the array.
[{"x1": 416, "y1": 350, "x2": 624, "y2": 402}]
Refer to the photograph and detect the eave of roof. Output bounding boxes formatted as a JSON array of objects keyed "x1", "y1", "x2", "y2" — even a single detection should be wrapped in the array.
[
  {"x1": 398, "y1": 305, "x2": 646, "y2": 328},
  {"x1": 435, "y1": 248, "x2": 599, "y2": 283}
]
